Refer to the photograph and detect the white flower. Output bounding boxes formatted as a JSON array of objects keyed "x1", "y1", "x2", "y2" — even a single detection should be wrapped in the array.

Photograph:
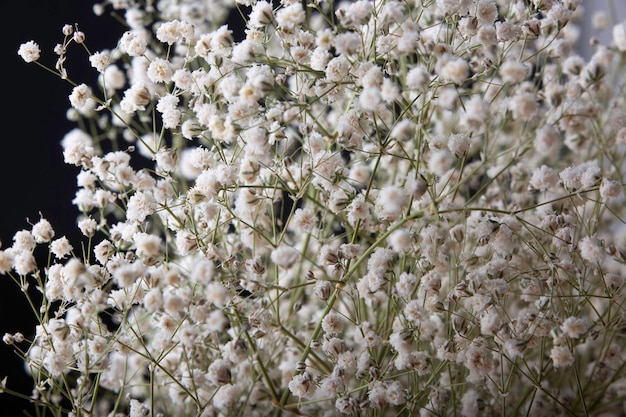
[
  {"x1": 0, "y1": 251, "x2": 13, "y2": 274},
  {"x1": 359, "y1": 86, "x2": 381, "y2": 111},
  {"x1": 335, "y1": 31, "x2": 361, "y2": 55},
  {"x1": 381, "y1": 78, "x2": 400, "y2": 102},
  {"x1": 447, "y1": 133, "x2": 470, "y2": 157},
  {"x1": 213, "y1": 383, "x2": 242, "y2": 410},
  {"x1": 375, "y1": 185, "x2": 407, "y2": 221},
  {"x1": 291, "y1": 207, "x2": 317, "y2": 230},
  {"x1": 476, "y1": 0, "x2": 497, "y2": 25},
  {"x1": 119, "y1": 31, "x2": 147, "y2": 56},
  {"x1": 613, "y1": 21, "x2": 626, "y2": 51},
  {"x1": 428, "y1": 149, "x2": 453, "y2": 177},
  {"x1": 386, "y1": 380, "x2": 407, "y2": 406},
  {"x1": 534, "y1": 125, "x2": 560, "y2": 156},
  {"x1": 143, "y1": 288, "x2": 163, "y2": 312},
  {"x1": 50, "y1": 236, "x2": 73, "y2": 259},
  {"x1": 126, "y1": 191, "x2": 157, "y2": 223},
  {"x1": 207, "y1": 359, "x2": 232, "y2": 385},
  {"x1": 157, "y1": 94, "x2": 181, "y2": 128},
  {"x1": 529, "y1": 165, "x2": 559, "y2": 192},
  {"x1": 550, "y1": 345, "x2": 575, "y2": 368},
  {"x1": 133, "y1": 232, "x2": 162, "y2": 265},
  {"x1": 406, "y1": 66, "x2": 430, "y2": 90},
  {"x1": 89, "y1": 50, "x2": 110, "y2": 72},
  {"x1": 147, "y1": 58, "x2": 172, "y2": 83},
  {"x1": 461, "y1": 389, "x2": 481, "y2": 417},
  {"x1": 120, "y1": 82, "x2": 151, "y2": 113},
  {"x1": 270, "y1": 245, "x2": 300, "y2": 269},
  {"x1": 129, "y1": 399, "x2": 150, "y2": 417},
  {"x1": 500, "y1": 60, "x2": 530, "y2": 84},
  {"x1": 561, "y1": 317, "x2": 587, "y2": 339},
  {"x1": 325, "y1": 55, "x2": 350, "y2": 82},
  {"x1": 321, "y1": 312, "x2": 344, "y2": 335},
  {"x1": 18, "y1": 40, "x2": 40, "y2": 62},
  {"x1": 93, "y1": 240, "x2": 115, "y2": 265},
  {"x1": 438, "y1": 56, "x2": 469, "y2": 85},
  {"x1": 77, "y1": 217, "x2": 97, "y2": 237},
  {"x1": 249, "y1": 1, "x2": 274, "y2": 27},
  {"x1": 13, "y1": 230, "x2": 36, "y2": 252},
  {"x1": 13, "y1": 251, "x2": 36, "y2": 276},
  {"x1": 156, "y1": 19, "x2": 193, "y2": 45},
  {"x1": 276, "y1": 3, "x2": 305, "y2": 31},
  {"x1": 288, "y1": 374, "x2": 315, "y2": 399},
  {"x1": 69, "y1": 83, "x2": 93, "y2": 112},
  {"x1": 509, "y1": 92, "x2": 538, "y2": 121},
  {"x1": 32, "y1": 218, "x2": 55, "y2": 243},
  {"x1": 388, "y1": 229, "x2": 412, "y2": 253},
  {"x1": 593, "y1": 11, "x2": 611, "y2": 31},
  {"x1": 599, "y1": 178, "x2": 622, "y2": 200},
  {"x1": 101, "y1": 65, "x2": 126, "y2": 92},
  {"x1": 578, "y1": 236, "x2": 605, "y2": 264}
]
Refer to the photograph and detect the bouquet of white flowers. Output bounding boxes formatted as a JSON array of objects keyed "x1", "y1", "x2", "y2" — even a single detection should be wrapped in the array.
[{"x1": 4, "y1": 1, "x2": 626, "y2": 416}]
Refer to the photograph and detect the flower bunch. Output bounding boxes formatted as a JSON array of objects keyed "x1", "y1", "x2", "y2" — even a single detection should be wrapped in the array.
[{"x1": 4, "y1": 0, "x2": 626, "y2": 416}]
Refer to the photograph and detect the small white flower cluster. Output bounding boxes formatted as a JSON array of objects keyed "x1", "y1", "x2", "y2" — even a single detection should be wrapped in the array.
[{"x1": 6, "y1": 1, "x2": 626, "y2": 416}]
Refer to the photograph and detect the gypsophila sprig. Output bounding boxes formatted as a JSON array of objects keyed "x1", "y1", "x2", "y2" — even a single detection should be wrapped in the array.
[{"x1": 6, "y1": 1, "x2": 626, "y2": 416}]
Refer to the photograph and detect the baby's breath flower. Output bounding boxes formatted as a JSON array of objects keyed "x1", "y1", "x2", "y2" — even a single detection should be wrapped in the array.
[
  {"x1": 271, "y1": 245, "x2": 300, "y2": 269},
  {"x1": 599, "y1": 178, "x2": 622, "y2": 200},
  {"x1": 550, "y1": 345, "x2": 575, "y2": 369},
  {"x1": 249, "y1": 1, "x2": 274, "y2": 28},
  {"x1": 73, "y1": 30, "x2": 85, "y2": 44},
  {"x1": 101, "y1": 65, "x2": 126, "y2": 92},
  {"x1": 447, "y1": 133, "x2": 470, "y2": 157},
  {"x1": 126, "y1": 191, "x2": 157, "y2": 223},
  {"x1": 77, "y1": 217, "x2": 97, "y2": 237},
  {"x1": 276, "y1": 3, "x2": 305, "y2": 32},
  {"x1": 438, "y1": 55, "x2": 469, "y2": 85},
  {"x1": 529, "y1": 165, "x2": 559, "y2": 192},
  {"x1": 129, "y1": 398, "x2": 150, "y2": 417},
  {"x1": 31, "y1": 217, "x2": 55, "y2": 243},
  {"x1": 13, "y1": 251, "x2": 36, "y2": 276},
  {"x1": 50, "y1": 236, "x2": 73, "y2": 260},
  {"x1": 500, "y1": 60, "x2": 531, "y2": 84},
  {"x1": 213, "y1": 383, "x2": 242, "y2": 410},
  {"x1": 321, "y1": 312, "x2": 344, "y2": 335},
  {"x1": 0, "y1": 251, "x2": 13, "y2": 274},
  {"x1": 7, "y1": 1, "x2": 626, "y2": 416},
  {"x1": 613, "y1": 22, "x2": 626, "y2": 52},
  {"x1": 89, "y1": 50, "x2": 110, "y2": 72},
  {"x1": 461, "y1": 389, "x2": 482, "y2": 417},
  {"x1": 69, "y1": 83, "x2": 94, "y2": 112},
  {"x1": 18, "y1": 40, "x2": 40, "y2": 62},
  {"x1": 325, "y1": 55, "x2": 351, "y2": 83},
  {"x1": 12, "y1": 230, "x2": 36, "y2": 252},
  {"x1": 508, "y1": 91, "x2": 538, "y2": 121},
  {"x1": 119, "y1": 31, "x2": 147, "y2": 56},
  {"x1": 120, "y1": 82, "x2": 151, "y2": 113},
  {"x1": 147, "y1": 58, "x2": 172, "y2": 84},
  {"x1": 429, "y1": 149, "x2": 453, "y2": 177},
  {"x1": 93, "y1": 240, "x2": 115, "y2": 265},
  {"x1": 288, "y1": 373, "x2": 315, "y2": 399},
  {"x1": 561, "y1": 317, "x2": 587, "y2": 339},
  {"x1": 578, "y1": 236, "x2": 606, "y2": 264}
]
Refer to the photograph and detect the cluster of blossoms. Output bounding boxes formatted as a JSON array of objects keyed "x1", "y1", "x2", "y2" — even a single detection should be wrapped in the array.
[{"x1": 6, "y1": 0, "x2": 626, "y2": 416}]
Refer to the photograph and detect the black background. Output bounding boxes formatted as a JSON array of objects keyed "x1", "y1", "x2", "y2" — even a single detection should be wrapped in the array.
[{"x1": 0, "y1": 1, "x2": 122, "y2": 413}]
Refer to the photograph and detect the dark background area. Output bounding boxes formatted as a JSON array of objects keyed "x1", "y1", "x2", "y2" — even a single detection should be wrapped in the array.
[{"x1": 0, "y1": 1, "x2": 122, "y2": 413}]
